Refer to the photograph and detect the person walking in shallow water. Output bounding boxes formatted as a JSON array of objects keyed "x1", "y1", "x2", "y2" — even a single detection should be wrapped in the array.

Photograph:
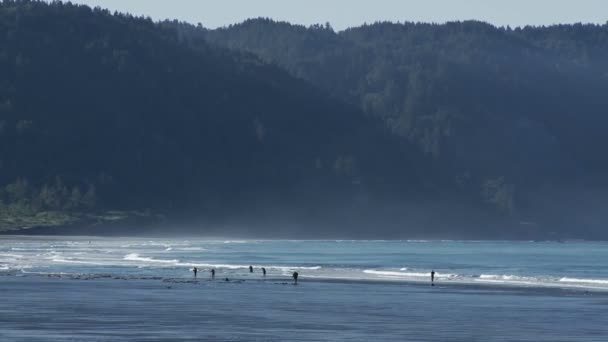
[
  {"x1": 249, "y1": 265, "x2": 253, "y2": 273},
  {"x1": 211, "y1": 269, "x2": 215, "y2": 280},
  {"x1": 431, "y1": 270, "x2": 435, "y2": 286},
  {"x1": 293, "y1": 271, "x2": 299, "y2": 285},
  {"x1": 193, "y1": 267, "x2": 198, "y2": 278},
  {"x1": 262, "y1": 267, "x2": 266, "y2": 277}
]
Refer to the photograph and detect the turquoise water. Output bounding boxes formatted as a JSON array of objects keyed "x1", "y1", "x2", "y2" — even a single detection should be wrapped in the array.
[{"x1": 1, "y1": 237, "x2": 608, "y2": 341}]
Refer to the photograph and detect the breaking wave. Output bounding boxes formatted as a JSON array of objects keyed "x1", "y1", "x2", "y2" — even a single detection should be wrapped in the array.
[
  {"x1": 124, "y1": 253, "x2": 180, "y2": 264},
  {"x1": 559, "y1": 277, "x2": 608, "y2": 285}
]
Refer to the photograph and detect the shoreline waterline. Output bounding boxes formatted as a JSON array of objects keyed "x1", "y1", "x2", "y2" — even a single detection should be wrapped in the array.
[
  {"x1": 4, "y1": 269, "x2": 608, "y2": 296},
  {"x1": 2, "y1": 236, "x2": 608, "y2": 293}
]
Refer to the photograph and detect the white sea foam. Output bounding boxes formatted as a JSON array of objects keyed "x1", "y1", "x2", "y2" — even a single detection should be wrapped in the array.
[
  {"x1": 273, "y1": 265, "x2": 322, "y2": 271},
  {"x1": 189, "y1": 264, "x2": 321, "y2": 271},
  {"x1": 0, "y1": 253, "x2": 24, "y2": 259},
  {"x1": 474, "y1": 274, "x2": 608, "y2": 289},
  {"x1": 193, "y1": 263, "x2": 244, "y2": 269},
  {"x1": 121, "y1": 253, "x2": 320, "y2": 272},
  {"x1": 364, "y1": 270, "x2": 457, "y2": 279},
  {"x1": 475, "y1": 274, "x2": 546, "y2": 287},
  {"x1": 124, "y1": 253, "x2": 179, "y2": 264},
  {"x1": 364, "y1": 270, "x2": 429, "y2": 278},
  {"x1": 559, "y1": 277, "x2": 608, "y2": 285},
  {"x1": 479, "y1": 274, "x2": 535, "y2": 281},
  {"x1": 47, "y1": 255, "x2": 109, "y2": 266}
]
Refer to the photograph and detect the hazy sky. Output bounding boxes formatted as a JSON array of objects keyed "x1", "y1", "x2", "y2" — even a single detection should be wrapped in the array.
[{"x1": 65, "y1": 0, "x2": 608, "y2": 30}]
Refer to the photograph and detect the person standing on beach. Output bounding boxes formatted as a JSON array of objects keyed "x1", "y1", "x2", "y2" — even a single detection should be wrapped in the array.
[
  {"x1": 211, "y1": 269, "x2": 215, "y2": 280},
  {"x1": 193, "y1": 267, "x2": 198, "y2": 278},
  {"x1": 293, "y1": 271, "x2": 299, "y2": 285},
  {"x1": 262, "y1": 267, "x2": 267, "y2": 277},
  {"x1": 249, "y1": 265, "x2": 253, "y2": 273},
  {"x1": 431, "y1": 270, "x2": 435, "y2": 286}
]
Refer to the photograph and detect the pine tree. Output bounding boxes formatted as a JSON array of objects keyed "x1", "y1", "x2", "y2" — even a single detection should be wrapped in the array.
[{"x1": 82, "y1": 184, "x2": 97, "y2": 209}]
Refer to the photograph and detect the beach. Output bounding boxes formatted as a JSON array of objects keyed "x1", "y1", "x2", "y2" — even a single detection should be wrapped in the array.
[{"x1": 1, "y1": 237, "x2": 607, "y2": 341}]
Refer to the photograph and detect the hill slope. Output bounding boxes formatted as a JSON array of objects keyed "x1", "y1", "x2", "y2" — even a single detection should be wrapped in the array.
[
  {"x1": 201, "y1": 19, "x2": 608, "y2": 238},
  {"x1": 1, "y1": 2, "x2": 607, "y2": 238},
  {"x1": 0, "y1": 1, "x2": 447, "y2": 236}
]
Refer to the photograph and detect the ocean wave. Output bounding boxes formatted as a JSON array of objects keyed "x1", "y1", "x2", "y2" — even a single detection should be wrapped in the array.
[
  {"x1": 121, "y1": 253, "x2": 320, "y2": 271},
  {"x1": 189, "y1": 264, "x2": 322, "y2": 271},
  {"x1": 559, "y1": 277, "x2": 608, "y2": 285},
  {"x1": 2, "y1": 264, "x2": 34, "y2": 271},
  {"x1": 364, "y1": 270, "x2": 457, "y2": 279},
  {"x1": 364, "y1": 270, "x2": 430, "y2": 278},
  {"x1": 120, "y1": 242, "x2": 176, "y2": 248},
  {"x1": 47, "y1": 255, "x2": 110, "y2": 266},
  {"x1": 364, "y1": 270, "x2": 427, "y2": 277},
  {"x1": 273, "y1": 265, "x2": 322, "y2": 271},
  {"x1": 124, "y1": 253, "x2": 179, "y2": 264},
  {"x1": 478, "y1": 274, "x2": 536, "y2": 282},
  {"x1": 477, "y1": 274, "x2": 608, "y2": 287},
  {"x1": 0, "y1": 253, "x2": 24, "y2": 259}
]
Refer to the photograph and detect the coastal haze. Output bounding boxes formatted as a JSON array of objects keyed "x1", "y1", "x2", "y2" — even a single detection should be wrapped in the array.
[{"x1": 1, "y1": 1, "x2": 608, "y2": 341}]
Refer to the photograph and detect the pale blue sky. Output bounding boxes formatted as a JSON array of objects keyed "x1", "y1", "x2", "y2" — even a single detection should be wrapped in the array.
[{"x1": 65, "y1": 0, "x2": 608, "y2": 30}]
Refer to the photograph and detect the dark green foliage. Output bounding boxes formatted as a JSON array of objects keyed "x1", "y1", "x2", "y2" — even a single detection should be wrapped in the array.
[
  {"x1": 200, "y1": 19, "x2": 608, "y2": 237},
  {"x1": 203, "y1": 19, "x2": 608, "y2": 182},
  {"x1": 0, "y1": 1, "x2": 436, "y2": 234},
  {"x1": 0, "y1": 177, "x2": 95, "y2": 211},
  {"x1": 2, "y1": 2, "x2": 607, "y2": 238}
]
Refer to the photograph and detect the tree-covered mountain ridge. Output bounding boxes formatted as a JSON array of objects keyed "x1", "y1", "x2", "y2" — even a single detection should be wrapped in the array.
[
  {"x1": 204, "y1": 18, "x2": 608, "y2": 178},
  {"x1": 1, "y1": 1, "x2": 607, "y2": 238},
  {"x1": 200, "y1": 18, "x2": 608, "y2": 237},
  {"x1": 0, "y1": 1, "x2": 444, "y2": 237}
]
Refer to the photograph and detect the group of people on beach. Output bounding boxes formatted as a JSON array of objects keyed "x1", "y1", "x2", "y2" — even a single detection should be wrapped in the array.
[
  {"x1": 192, "y1": 266, "x2": 299, "y2": 284},
  {"x1": 192, "y1": 265, "x2": 435, "y2": 286}
]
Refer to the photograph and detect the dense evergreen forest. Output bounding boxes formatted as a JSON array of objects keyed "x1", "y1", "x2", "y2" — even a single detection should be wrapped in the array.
[
  {"x1": 0, "y1": 1, "x2": 606, "y2": 238},
  {"x1": 201, "y1": 19, "x2": 608, "y2": 238}
]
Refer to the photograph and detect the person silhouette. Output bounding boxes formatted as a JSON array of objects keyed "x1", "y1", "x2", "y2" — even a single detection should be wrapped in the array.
[
  {"x1": 249, "y1": 265, "x2": 253, "y2": 273},
  {"x1": 211, "y1": 269, "x2": 215, "y2": 280},
  {"x1": 293, "y1": 271, "x2": 299, "y2": 285},
  {"x1": 193, "y1": 267, "x2": 198, "y2": 278},
  {"x1": 262, "y1": 267, "x2": 267, "y2": 277},
  {"x1": 431, "y1": 270, "x2": 435, "y2": 286}
]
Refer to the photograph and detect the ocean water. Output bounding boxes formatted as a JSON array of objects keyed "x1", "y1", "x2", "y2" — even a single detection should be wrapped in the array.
[{"x1": 1, "y1": 236, "x2": 607, "y2": 341}]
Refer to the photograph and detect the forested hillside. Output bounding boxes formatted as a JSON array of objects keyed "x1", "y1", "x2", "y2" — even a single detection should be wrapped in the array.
[
  {"x1": 0, "y1": 1, "x2": 441, "y2": 236},
  {"x1": 201, "y1": 19, "x2": 608, "y2": 237},
  {"x1": 204, "y1": 19, "x2": 608, "y2": 179},
  {"x1": 1, "y1": 1, "x2": 607, "y2": 238}
]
